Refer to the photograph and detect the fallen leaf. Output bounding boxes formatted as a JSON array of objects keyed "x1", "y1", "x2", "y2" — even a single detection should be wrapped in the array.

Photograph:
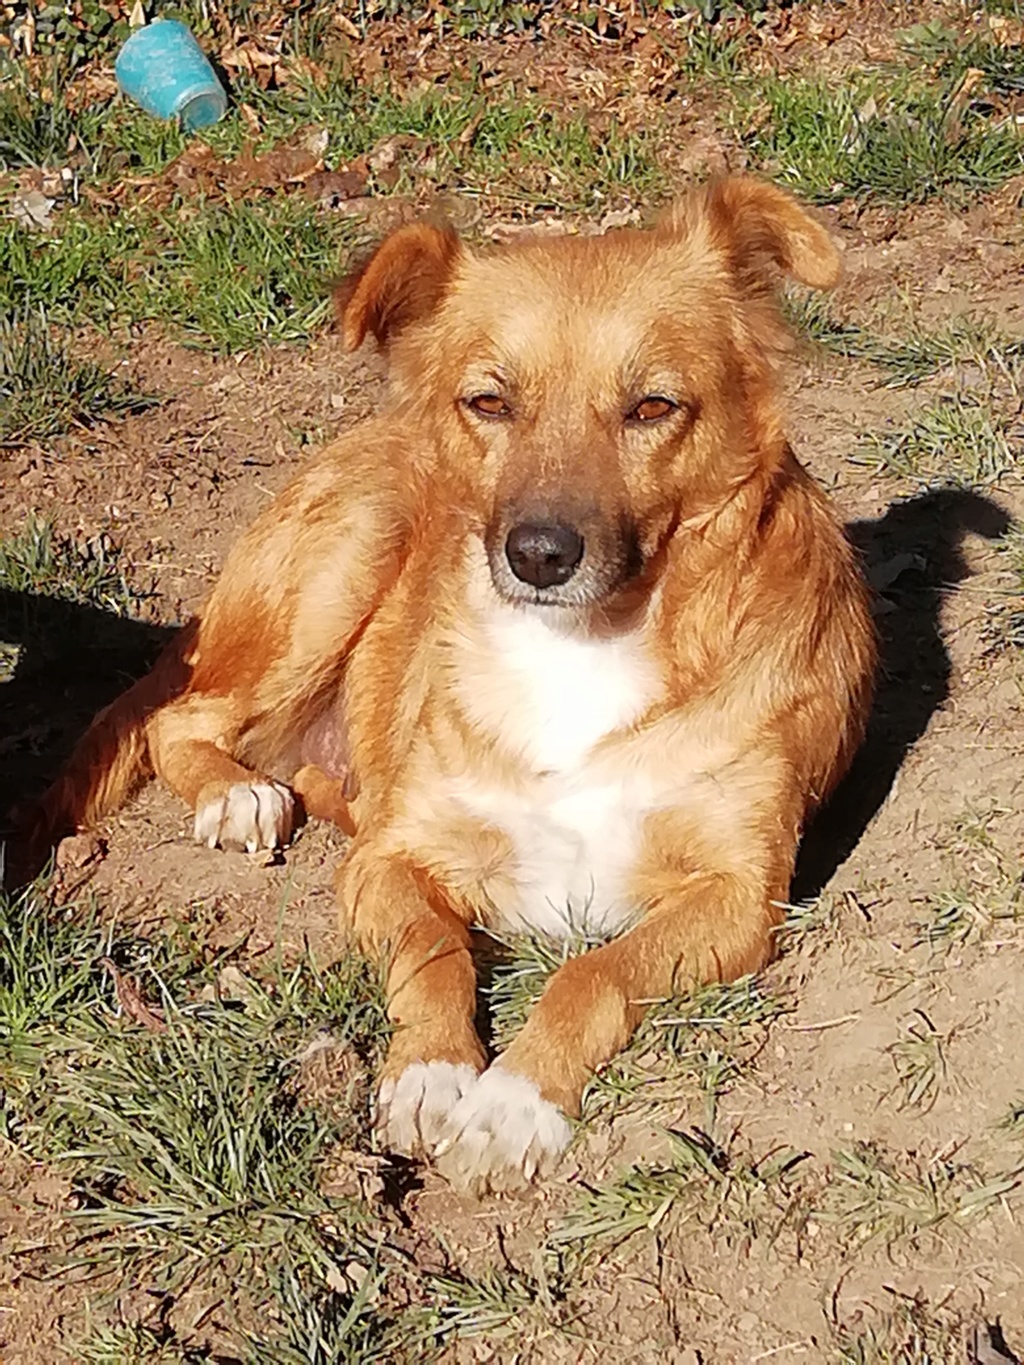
[
  {"x1": 335, "y1": 12, "x2": 361, "y2": 41},
  {"x1": 10, "y1": 188, "x2": 55, "y2": 230},
  {"x1": 304, "y1": 168, "x2": 369, "y2": 204},
  {"x1": 239, "y1": 102, "x2": 262, "y2": 137},
  {"x1": 216, "y1": 963, "x2": 256, "y2": 1003},
  {"x1": 598, "y1": 206, "x2": 640, "y2": 232},
  {"x1": 101, "y1": 957, "x2": 168, "y2": 1033}
]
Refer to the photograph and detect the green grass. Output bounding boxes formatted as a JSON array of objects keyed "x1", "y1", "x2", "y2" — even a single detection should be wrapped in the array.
[
  {"x1": 483, "y1": 926, "x2": 606, "y2": 1052},
  {"x1": 0, "y1": 516, "x2": 144, "y2": 618},
  {"x1": 225, "y1": 76, "x2": 663, "y2": 210},
  {"x1": 854, "y1": 393, "x2": 1020, "y2": 488},
  {"x1": 885, "y1": 1013, "x2": 950, "y2": 1111},
  {"x1": 0, "y1": 883, "x2": 420, "y2": 1357},
  {"x1": 587, "y1": 976, "x2": 788, "y2": 1128},
  {"x1": 3, "y1": 49, "x2": 664, "y2": 209},
  {"x1": 1, "y1": 211, "x2": 147, "y2": 325},
  {"x1": 0, "y1": 58, "x2": 107, "y2": 170},
  {"x1": 786, "y1": 294, "x2": 1020, "y2": 386},
  {"x1": 424, "y1": 1262, "x2": 570, "y2": 1343},
  {"x1": 675, "y1": 23, "x2": 749, "y2": 81},
  {"x1": 0, "y1": 516, "x2": 159, "y2": 705},
  {"x1": 903, "y1": 18, "x2": 1024, "y2": 94},
  {"x1": 1, "y1": 64, "x2": 662, "y2": 353},
  {"x1": 814, "y1": 1142, "x2": 1021, "y2": 1248},
  {"x1": 910, "y1": 879, "x2": 1024, "y2": 950},
  {"x1": 740, "y1": 70, "x2": 1024, "y2": 205},
  {"x1": 2, "y1": 883, "x2": 600, "y2": 1358},
  {"x1": 75, "y1": 1322, "x2": 196, "y2": 1364},
  {"x1": 486, "y1": 930, "x2": 786, "y2": 1125},
  {"x1": 829, "y1": 1290, "x2": 966, "y2": 1365},
  {"x1": 1, "y1": 197, "x2": 358, "y2": 352},
  {"x1": 909, "y1": 810, "x2": 1023, "y2": 950},
  {"x1": 774, "y1": 893, "x2": 847, "y2": 956},
  {"x1": 554, "y1": 1128, "x2": 810, "y2": 1253},
  {"x1": 145, "y1": 197, "x2": 350, "y2": 350},
  {"x1": 0, "y1": 309, "x2": 158, "y2": 444}
]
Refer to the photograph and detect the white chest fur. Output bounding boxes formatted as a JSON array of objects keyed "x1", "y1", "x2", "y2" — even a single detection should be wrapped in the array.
[
  {"x1": 448, "y1": 601, "x2": 664, "y2": 938},
  {"x1": 473, "y1": 604, "x2": 658, "y2": 773}
]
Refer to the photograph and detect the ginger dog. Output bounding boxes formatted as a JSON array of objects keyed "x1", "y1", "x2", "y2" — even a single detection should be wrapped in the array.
[{"x1": 26, "y1": 177, "x2": 876, "y2": 1192}]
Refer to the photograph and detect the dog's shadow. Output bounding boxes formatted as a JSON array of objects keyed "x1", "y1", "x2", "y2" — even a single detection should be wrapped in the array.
[
  {"x1": 0, "y1": 588, "x2": 174, "y2": 876},
  {"x1": 792, "y1": 486, "x2": 1011, "y2": 901},
  {"x1": 2, "y1": 488, "x2": 1010, "y2": 900}
]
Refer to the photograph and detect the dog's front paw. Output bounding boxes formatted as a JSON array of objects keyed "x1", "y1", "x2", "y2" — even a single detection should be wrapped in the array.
[
  {"x1": 377, "y1": 1061, "x2": 480, "y2": 1157},
  {"x1": 193, "y1": 781, "x2": 295, "y2": 852},
  {"x1": 434, "y1": 1065, "x2": 572, "y2": 1194}
]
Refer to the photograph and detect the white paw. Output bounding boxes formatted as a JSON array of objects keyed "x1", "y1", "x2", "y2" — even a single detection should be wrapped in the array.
[
  {"x1": 377, "y1": 1061, "x2": 479, "y2": 1157},
  {"x1": 193, "y1": 782, "x2": 294, "y2": 852},
  {"x1": 434, "y1": 1065, "x2": 572, "y2": 1193}
]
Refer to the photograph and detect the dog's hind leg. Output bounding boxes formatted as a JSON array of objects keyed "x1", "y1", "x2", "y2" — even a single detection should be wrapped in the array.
[{"x1": 146, "y1": 694, "x2": 295, "y2": 852}]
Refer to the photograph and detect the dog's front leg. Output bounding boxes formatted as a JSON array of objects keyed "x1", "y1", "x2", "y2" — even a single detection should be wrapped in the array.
[
  {"x1": 338, "y1": 846, "x2": 487, "y2": 1158},
  {"x1": 436, "y1": 819, "x2": 791, "y2": 1194}
]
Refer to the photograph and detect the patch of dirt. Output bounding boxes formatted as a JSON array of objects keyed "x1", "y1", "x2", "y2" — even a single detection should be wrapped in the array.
[{"x1": 0, "y1": 1146, "x2": 84, "y2": 1364}]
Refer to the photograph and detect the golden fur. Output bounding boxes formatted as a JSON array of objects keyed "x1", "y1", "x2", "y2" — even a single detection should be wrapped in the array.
[{"x1": 25, "y1": 177, "x2": 876, "y2": 1191}]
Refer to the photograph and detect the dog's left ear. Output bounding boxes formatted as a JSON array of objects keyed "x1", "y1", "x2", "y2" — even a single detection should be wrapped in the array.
[
  {"x1": 667, "y1": 176, "x2": 840, "y2": 291},
  {"x1": 335, "y1": 220, "x2": 462, "y2": 351}
]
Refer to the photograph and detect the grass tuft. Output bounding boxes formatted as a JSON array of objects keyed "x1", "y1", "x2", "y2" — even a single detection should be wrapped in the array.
[
  {"x1": 909, "y1": 812, "x2": 1023, "y2": 951},
  {"x1": 425, "y1": 1261, "x2": 568, "y2": 1342},
  {"x1": 743, "y1": 73, "x2": 1024, "y2": 205},
  {"x1": 0, "y1": 883, "x2": 400, "y2": 1355},
  {"x1": 0, "y1": 60, "x2": 105, "y2": 171},
  {"x1": 885, "y1": 1012, "x2": 951, "y2": 1111},
  {"x1": 854, "y1": 392, "x2": 1021, "y2": 488},
  {"x1": 0, "y1": 516, "x2": 144, "y2": 619},
  {"x1": 75, "y1": 1322, "x2": 197, "y2": 1363},
  {"x1": 830, "y1": 1289, "x2": 966, "y2": 1364},
  {"x1": 786, "y1": 293, "x2": 1017, "y2": 387},
  {"x1": 774, "y1": 893, "x2": 845, "y2": 955},
  {"x1": 555, "y1": 1128, "x2": 810, "y2": 1253},
  {"x1": 586, "y1": 975, "x2": 788, "y2": 1127},
  {"x1": 483, "y1": 925, "x2": 605, "y2": 1052},
  {"x1": 0, "y1": 513, "x2": 146, "y2": 622},
  {"x1": 0, "y1": 309, "x2": 157, "y2": 445},
  {"x1": 815, "y1": 1142, "x2": 1021, "y2": 1248}
]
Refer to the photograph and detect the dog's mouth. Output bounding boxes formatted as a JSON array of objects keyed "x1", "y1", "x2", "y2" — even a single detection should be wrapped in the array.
[{"x1": 484, "y1": 514, "x2": 644, "y2": 610}]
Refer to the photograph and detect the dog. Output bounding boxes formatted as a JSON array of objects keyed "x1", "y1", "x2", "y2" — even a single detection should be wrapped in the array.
[{"x1": 25, "y1": 176, "x2": 876, "y2": 1193}]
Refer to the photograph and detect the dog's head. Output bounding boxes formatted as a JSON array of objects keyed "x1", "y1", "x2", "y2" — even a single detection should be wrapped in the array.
[{"x1": 336, "y1": 176, "x2": 839, "y2": 613}]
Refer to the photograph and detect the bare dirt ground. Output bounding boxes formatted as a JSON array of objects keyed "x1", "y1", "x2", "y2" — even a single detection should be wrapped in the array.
[{"x1": 4, "y1": 3, "x2": 1024, "y2": 1360}]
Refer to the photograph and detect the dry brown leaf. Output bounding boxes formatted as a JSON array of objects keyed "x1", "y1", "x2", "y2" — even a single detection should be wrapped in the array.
[{"x1": 101, "y1": 957, "x2": 168, "y2": 1034}]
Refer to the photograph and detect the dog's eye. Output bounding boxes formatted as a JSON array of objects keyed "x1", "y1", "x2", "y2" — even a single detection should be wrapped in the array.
[
  {"x1": 628, "y1": 396, "x2": 678, "y2": 424},
  {"x1": 465, "y1": 394, "x2": 511, "y2": 419}
]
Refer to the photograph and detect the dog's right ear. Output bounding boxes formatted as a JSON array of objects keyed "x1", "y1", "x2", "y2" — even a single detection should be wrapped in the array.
[{"x1": 335, "y1": 221, "x2": 462, "y2": 352}]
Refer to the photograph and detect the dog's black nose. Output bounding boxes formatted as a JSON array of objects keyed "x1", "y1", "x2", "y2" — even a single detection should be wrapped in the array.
[{"x1": 505, "y1": 522, "x2": 584, "y2": 589}]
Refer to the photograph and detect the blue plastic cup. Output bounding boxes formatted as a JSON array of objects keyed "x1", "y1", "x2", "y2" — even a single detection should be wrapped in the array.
[{"x1": 115, "y1": 19, "x2": 227, "y2": 131}]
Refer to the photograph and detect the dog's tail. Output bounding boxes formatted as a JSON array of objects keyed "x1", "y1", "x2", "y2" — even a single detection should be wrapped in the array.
[{"x1": 15, "y1": 624, "x2": 196, "y2": 877}]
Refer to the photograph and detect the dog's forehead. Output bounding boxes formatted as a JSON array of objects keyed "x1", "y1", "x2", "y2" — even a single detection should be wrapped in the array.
[{"x1": 444, "y1": 231, "x2": 726, "y2": 372}]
